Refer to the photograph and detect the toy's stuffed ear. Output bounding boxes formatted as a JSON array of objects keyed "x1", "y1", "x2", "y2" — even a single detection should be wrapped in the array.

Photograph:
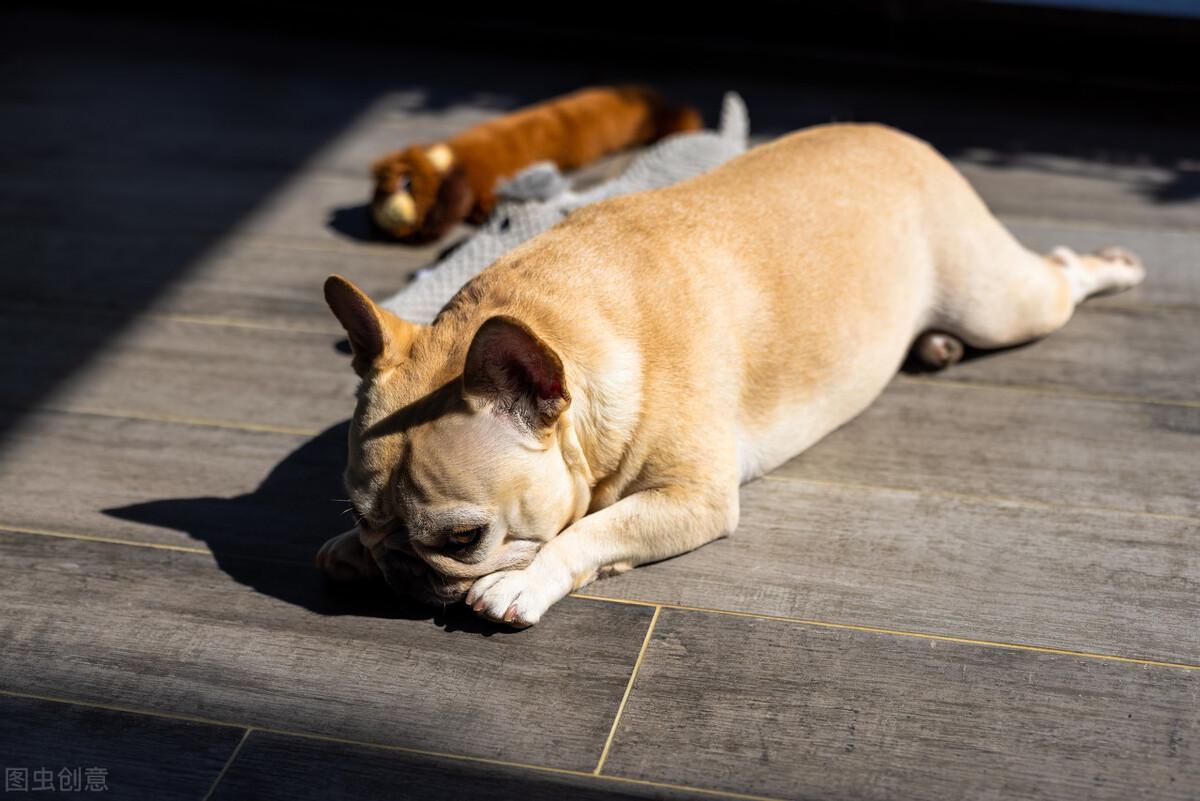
[
  {"x1": 324, "y1": 275, "x2": 424, "y2": 376},
  {"x1": 463, "y1": 316, "x2": 570, "y2": 433},
  {"x1": 425, "y1": 144, "x2": 455, "y2": 173}
]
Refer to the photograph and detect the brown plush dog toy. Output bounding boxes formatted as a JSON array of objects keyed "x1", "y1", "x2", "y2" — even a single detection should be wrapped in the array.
[{"x1": 370, "y1": 86, "x2": 702, "y2": 243}]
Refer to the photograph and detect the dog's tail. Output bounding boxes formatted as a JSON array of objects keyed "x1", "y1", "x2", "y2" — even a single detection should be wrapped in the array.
[{"x1": 717, "y1": 92, "x2": 750, "y2": 145}]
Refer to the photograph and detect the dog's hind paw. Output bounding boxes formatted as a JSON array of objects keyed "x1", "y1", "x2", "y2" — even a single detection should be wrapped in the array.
[{"x1": 912, "y1": 331, "x2": 964, "y2": 371}]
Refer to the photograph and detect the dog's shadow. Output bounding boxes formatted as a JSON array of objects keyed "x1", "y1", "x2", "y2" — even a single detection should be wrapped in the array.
[{"x1": 103, "y1": 421, "x2": 509, "y2": 635}]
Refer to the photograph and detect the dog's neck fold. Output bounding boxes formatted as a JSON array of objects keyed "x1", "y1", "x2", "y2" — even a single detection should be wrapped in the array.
[{"x1": 551, "y1": 335, "x2": 643, "y2": 507}]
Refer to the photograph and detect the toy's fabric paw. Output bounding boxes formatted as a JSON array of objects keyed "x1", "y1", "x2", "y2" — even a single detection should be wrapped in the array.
[{"x1": 466, "y1": 566, "x2": 567, "y2": 628}]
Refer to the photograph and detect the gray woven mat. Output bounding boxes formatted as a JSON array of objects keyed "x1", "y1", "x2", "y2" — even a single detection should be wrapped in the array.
[{"x1": 380, "y1": 92, "x2": 749, "y2": 323}]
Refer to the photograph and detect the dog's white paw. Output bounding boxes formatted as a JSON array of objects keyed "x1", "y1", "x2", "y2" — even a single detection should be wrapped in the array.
[
  {"x1": 1051, "y1": 245, "x2": 1145, "y2": 302},
  {"x1": 1092, "y1": 245, "x2": 1146, "y2": 293},
  {"x1": 466, "y1": 566, "x2": 566, "y2": 628}
]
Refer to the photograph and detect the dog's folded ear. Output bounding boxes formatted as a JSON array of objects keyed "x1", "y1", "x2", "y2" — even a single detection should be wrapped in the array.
[
  {"x1": 463, "y1": 316, "x2": 570, "y2": 434},
  {"x1": 324, "y1": 275, "x2": 423, "y2": 376}
]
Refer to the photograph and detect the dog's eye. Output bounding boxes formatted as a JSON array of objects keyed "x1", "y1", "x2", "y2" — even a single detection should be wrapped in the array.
[{"x1": 444, "y1": 526, "x2": 484, "y2": 550}]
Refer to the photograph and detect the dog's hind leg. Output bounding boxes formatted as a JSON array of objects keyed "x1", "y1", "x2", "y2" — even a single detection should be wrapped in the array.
[{"x1": 926, "y1": 200, "x2": 1144, "y2": 352}]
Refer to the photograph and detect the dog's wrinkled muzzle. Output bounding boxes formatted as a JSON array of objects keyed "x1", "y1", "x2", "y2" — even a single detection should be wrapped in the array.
[{"x1": 372, "y1": 545, "x2": 471, "y2": 606}]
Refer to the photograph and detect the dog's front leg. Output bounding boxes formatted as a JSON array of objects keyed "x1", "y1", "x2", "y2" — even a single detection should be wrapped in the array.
[{"x1": 467, "y1": 484, "x2": 737, "y2": 627}]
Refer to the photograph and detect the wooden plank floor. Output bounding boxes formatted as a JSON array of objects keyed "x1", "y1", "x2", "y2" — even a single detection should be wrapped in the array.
[{"x1": 1, "y1": 10, "x2": 1197, "y2": 801}]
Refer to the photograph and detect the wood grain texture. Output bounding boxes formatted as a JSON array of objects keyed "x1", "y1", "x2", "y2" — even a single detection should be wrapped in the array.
[
  {"x1": 0, "y1": 170, "x2": 396, "y2": 246},
  {"x1": 592, "y1": 478, "x2": 1200, "y2": 664},
  {"x1": 957, "y1": 158, "x2": 1200, "y2": 233},
  {"x1": 0, "y1": 695, "x2": 243, "y2": 800},
  {"x1": 0, "y1": 410, "x2": 332, "y2": 559},
  {"x1": 212, "y1": 731, "x2": 712, "y2": 801},
  {"x1": 603, "y1": 609, "x2": 1200, "y2": 801},
  {"x1": 927, "y1": 305, "x2": 1200, "y2": 402},
  {"x1": 774, "y1": 380, "x2": 1200, "y2": 518},
  {"x1": 0, "y1": 307, "x2": 358, "y2": 431},
  {"x1": 0, "y1": 230, "x2": 434, "y2": 329},
  {"x1": 3, "y1": 302, "x2": 1192, "y2": 443},
  {"x1": 0, "y1": 371, "x2": 1194, "y2": 563},
  {"x1": 0, "y1": 533, "x2": 654, "y2": 772}
]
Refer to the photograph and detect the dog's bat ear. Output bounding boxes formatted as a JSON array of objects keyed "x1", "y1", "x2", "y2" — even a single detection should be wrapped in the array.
[
  {"x1": 463, "y1": 316, "x2": 570, "y2": 433},
  {"x1": 324, "y1": 275, "x2": 422, "y2": 376}
]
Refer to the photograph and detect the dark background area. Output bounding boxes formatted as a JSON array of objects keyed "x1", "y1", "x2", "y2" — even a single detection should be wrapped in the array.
[{"x1": 25, "y1": 0, "x2": 1200, "y2": 99}]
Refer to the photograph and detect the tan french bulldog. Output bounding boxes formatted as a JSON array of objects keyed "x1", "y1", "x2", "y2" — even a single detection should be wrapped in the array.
[{"x1": 316, "y1": 123, "x2": 1143, "y2": 626}]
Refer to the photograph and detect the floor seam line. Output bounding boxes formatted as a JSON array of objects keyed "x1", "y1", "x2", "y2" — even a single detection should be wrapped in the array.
[
  {"x1": 757, "y1": 474, "x2": 1200, "y2": 524},
  {"x1": 594, "y1": 606, "x2": 661, "y2": 776},
  {"x1": 15, "y1": 369, "x2": 1200, "y2": 442},
  {"x1": 4, "y1": 525, "x2": 1197, "y2": 668},
  {"x1": 570, "y1": 595, "x2": 1200, "y2": 671},
  {"x1": 0, "y1": 524, "x2": 212, "y2": 554},
  {"x1": 0, "y1": 688, "x2": 783, "y2": 801},
  {"x1": 0, "y1": 301, "x2": 344, "y2": 336},
  {"x1": 2, "y1": 296, "x2": 1195, "y2": 337},
  {"x1": 896, "y1": 374, "x2": 1200, "y2": 409},
  {"x1": 201, "y1": 727, "x2": 252, "y2": 801},
  {"x1": 996, "y1": 212, "x2": 1200, "y2": 234},
  {"x1": 3, "y1": 370, "x2": 1195, "y2": 442},
  {"x1": 143, "y1": 312, "x2": 340, "y2": 335},
  {"x1": 19, "y1": 404, "x2": 322, "y2": 437}
]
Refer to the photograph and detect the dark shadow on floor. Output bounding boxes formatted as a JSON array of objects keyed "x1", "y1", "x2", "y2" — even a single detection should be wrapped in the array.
[
  {"x1": 103, "y1": 421, "x2": 509, "y2": 635},
  {"x1": 901, "y1": 336, "x2": 1035, "y2": 375},
  {"x1": 213, "y1": 729, "x2": 699, "y2": 801},
  {"x1": 0, "y1": 8, "x2": 631, "y2": 451}
]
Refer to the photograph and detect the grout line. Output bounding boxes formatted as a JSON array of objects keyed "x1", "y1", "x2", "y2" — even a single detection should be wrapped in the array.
[
  {"x1": 143, "y1": 311, "x2": 340, "y2": 336},
  {"x1": 0, "y1": 300, "x2": 344, "y2": 337},
  {"x1": 0, "y1": 287, "x2": 1194, "y2": 340},
  {"x1": 0, "y1": 524, "x2": 211, "y2": 554},
  {"x1": 896, "y1": 374, "x2": 1200, "y2": 409},
  {"x1": 4, "y1": 519, "x2": 1198, "y2": 672},
  {"x1": 13, "y1": 397, "x2": 1196, "y2": 526},
  {"x1": 4, "y1": 522, "x2": 1195, "y2": 671},
  {"x1": 996, "y1": 212, "x2": 1200, "y2": 235},
  {"x1": 758, "y1": 474, "x2": 1200, "y2": 524},
  {"x1": 594, "y1": 606, "x2": 661, "y2": 776},
  {"x1": 0, "y1": 526, "x2": 343, "y2": 570},
  {"x1": 30, "y1": 404, "x2": 321, "y2": 437},
  {"x1": 0, "y1": 688, "x2": 785, "y2": 801},
  {"x1": 569, "y1": 594, "x2": 1200, "y2": 671},
  {"x1": 0, "y1": 689, "x2": 245, "y2": 730},
  {"x1": 201, "y1": 727, "x2": 252, "y2": 801},
  {"x1": 1090, "y1": 300, "x2": 1200, "y2": 313}
]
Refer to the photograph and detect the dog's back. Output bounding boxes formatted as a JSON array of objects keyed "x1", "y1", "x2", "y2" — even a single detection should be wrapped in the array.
[{"x1": 441, "y1": 125, "x2": 954, "y2": 479}]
